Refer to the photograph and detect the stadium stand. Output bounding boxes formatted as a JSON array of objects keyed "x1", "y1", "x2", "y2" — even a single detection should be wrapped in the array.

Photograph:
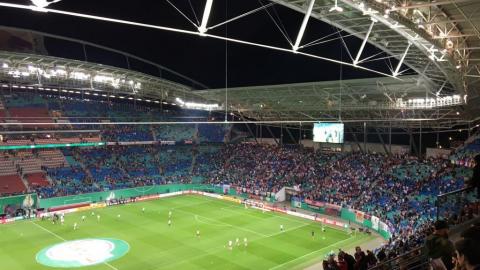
[
  {"x1": 8, "y1": 108, "x2": 55, "y2": 128},
  {"x1": 24, "y1": 172, "x2": 49, "y2": 187},
  {"x1": 198, "y1": 124, "x2": 228, "y2": 143},
  {"x1": 0, "y1": 174, "x2": 26, "y2": 195},
  {"x1": 153, "y1": 124, "x2": 196, "y2": 142},
  {"x1": 0, "y1": 93, "x2": 477, "y2": 269}
]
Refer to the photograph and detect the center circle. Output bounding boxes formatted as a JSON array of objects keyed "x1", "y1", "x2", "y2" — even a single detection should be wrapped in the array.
[{"x1": 36, "y1": 238, "x2": 129, "y2": 268}]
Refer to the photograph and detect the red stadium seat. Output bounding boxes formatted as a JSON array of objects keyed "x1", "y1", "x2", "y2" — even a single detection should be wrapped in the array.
[{"x1": 0, "y1": 174, "x2": 26, "y2": 195}]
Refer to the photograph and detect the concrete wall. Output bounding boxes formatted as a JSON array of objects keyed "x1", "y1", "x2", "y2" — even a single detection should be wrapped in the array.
[{"x1": 426, "y1": 147, "x2": 452, "y2": 159}]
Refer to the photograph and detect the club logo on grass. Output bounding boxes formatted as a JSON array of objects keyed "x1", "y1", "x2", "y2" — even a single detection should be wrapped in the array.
[{"x1": 36, "y1": 238, "x2": 129, "y2": 268}]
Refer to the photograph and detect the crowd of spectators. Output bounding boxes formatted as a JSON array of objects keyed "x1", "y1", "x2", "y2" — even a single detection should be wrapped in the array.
[{"x1": 3, "y1": 131, "x2": 477, "y2": 269}]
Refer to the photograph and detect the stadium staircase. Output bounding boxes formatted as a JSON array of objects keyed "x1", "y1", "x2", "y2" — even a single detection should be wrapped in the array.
[
  {"x1": 194, "y1": 124, "x2": 199, "y2": 144},
  {"x1": 0, "y1": 99, "x2": 8, "y2": 121},
  {"x1": 75, "y1": 158, "x2": 94, "y2": 184},
  {"x1": 190, "y1": 150, "x2": 197, "y2": 174},
  {"x1": 225, "y1": 125, "x2": 233, "y2": 143},
  {"x1": 150, "y1": 126, "x2": 158, "y2": 141}
]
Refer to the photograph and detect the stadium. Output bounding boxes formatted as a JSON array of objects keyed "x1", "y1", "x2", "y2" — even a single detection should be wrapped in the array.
[{"x1": 0, "y1": 0, "x2": 479, "y2": 269}]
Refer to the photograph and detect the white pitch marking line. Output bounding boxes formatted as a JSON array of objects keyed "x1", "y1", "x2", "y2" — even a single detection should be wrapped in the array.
[
  {"x1": 268, "y1": 237, "x2": 357, "y2": 270},
  {"x1": 31, "y1": 221, "x2": 119, "y2": 270},
  {"x1": 175, "y1": 208, "x2": 268, "y2": 237}
]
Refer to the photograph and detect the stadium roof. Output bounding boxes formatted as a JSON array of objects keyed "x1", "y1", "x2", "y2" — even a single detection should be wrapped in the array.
[
  {"x1": 197, "y1": 75, "x2": 467, "y2": 128},
  {"x1": 200, "y1": 0, "x2": 480, "y2": 128},
  {"x1": 0, "y1": 0, "x2": 478, "y2": 128},
  {"x1": 0, "y1": 50, "x2": 204, "y2": 106}
]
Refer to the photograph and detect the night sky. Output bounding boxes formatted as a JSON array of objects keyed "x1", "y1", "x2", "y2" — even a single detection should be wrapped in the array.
[{"x1": 0, "y1": 0, "x2": 393, "y2": 89}]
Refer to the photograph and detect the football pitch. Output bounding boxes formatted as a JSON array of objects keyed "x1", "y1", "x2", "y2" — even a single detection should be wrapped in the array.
[{"x1": 0, "y1": 195, "x2": 375, "y2": 270}]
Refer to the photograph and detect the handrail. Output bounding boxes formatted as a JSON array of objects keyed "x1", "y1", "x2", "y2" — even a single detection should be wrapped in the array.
[
  {"x1": 436, "y1": 186, "x2": 475, "y2": 220},
  {"x1": 368, "y1": 247, "x2": 429, "y2": 270},
  {"x1": 437, "y1": 187, "x2": 474, "y2": 199}
]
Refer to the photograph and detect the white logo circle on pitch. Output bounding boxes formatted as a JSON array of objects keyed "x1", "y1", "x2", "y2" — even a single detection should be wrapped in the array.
[{"x1": 36, "y1": 238, "x2": 129, "y2": 268}]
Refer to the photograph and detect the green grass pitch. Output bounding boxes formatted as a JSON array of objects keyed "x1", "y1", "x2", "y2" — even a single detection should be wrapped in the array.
[{"x1": 0, "y1": 195, "x2": 375, "y2": 269}]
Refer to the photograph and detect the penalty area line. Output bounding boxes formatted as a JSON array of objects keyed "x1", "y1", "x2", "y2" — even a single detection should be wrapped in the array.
[{"x1": 30, "y1": 221, "x2": 119, "y2": 270}]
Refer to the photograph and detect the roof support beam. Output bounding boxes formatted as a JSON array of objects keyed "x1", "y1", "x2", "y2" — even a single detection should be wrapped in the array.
[
  {"x1": 393, "y1": 42, "x2": 412, "y2": 77},
  {"x1": 293, "y1": 0, "x2": 315, "y2": 52},
  {"x1": 265, "y1": 125, "x2": 280, "y2": 145},
  {"x1": 375, "y1": 127, "x2": 390, "y2": 155},
  {"x1": 198, "y1": 0, "x2": 213, "y2": 35},
  {"x1": 353, "y1": 19, "x2": 375, "y2": 66},
  {"x1": 349, "y1": 127, "x2": 364, "y2": 153},
  {"x1": 284, "y1": 126, "x2": 298, "y2": 144}
]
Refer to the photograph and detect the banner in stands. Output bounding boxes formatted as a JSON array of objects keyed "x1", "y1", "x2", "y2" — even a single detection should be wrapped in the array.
[
  {"x1": 292, "y1": 197, "x2": 392, "y2": 239},
  {"x1": 108, "y1": 141, "x2": 155, "y2": 146},
  {"x1": 371, "y1": 216, "x2": 380, "y2": 230},
  {"x1": 355, "y1": 211, "x2": 364, "y2": 223},
  {"x1": 222, "y1": 184, "x2": 230, "y2": 194},
  {"x1": 378, "y1": 221, "x2": 391, "y2": 234},
  {"x1": 160, "y1": 141, "x2": 176, "y2": 145},
  {"x1": 220, "y1": 195, "x2": 242, "y2": 204},
  {"x1": 0, "y1": 193, "x2": 38, "y2": 215},
  {"x1": 305, "y1": 199, "x2": 325, "y2": 208}
]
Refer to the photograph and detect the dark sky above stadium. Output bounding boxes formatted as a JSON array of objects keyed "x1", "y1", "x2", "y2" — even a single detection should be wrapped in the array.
[{"x1": 0, "y1": 0, "x2": 390, "y2": 88}]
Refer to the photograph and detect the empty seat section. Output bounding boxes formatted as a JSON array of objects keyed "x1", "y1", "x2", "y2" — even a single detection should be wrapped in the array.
[
  {"x1": 25, "y1": 172, "x2": 49, "y2": 187},
  {"x1": 0, "y1": 174, "x2": 26, "y2": 195},
  {"x1": 15, "y1": 157, "x2": 42, "y2": 174},
  {"x1": 8, "y1": 108, "x2": 55, "y2": 128},
  {"x1": 0, "y1": 159, "x2": 17, "y2": 176},
  {"x1": 38, "y1": 150, "x2": 68, "y2": 168}
]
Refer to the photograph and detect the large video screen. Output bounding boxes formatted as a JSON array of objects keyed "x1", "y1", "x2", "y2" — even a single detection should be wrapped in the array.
[{"x1": 313, "y1": 123, "x2": 344, "y2": 143}]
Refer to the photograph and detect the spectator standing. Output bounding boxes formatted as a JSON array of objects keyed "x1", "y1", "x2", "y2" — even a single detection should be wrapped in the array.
[
  {"x1": 323, "y1": 254, "x2": 340, "y2": 270},
  {"x1": 339, "y1": 250, "x2": 355, "y2": 270},
  {"x1": 453, "y1": 238, "x2": 480, "y2": 270},
  {"x1": 425, "y1": 220, "x2": 455, "y2": 270},
  {"x1": 366, "y1": 250, "x2": 378, "y2": 268},
  {"x1": 468, "y1": 155, "x2": 480, "y2": 198}
]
